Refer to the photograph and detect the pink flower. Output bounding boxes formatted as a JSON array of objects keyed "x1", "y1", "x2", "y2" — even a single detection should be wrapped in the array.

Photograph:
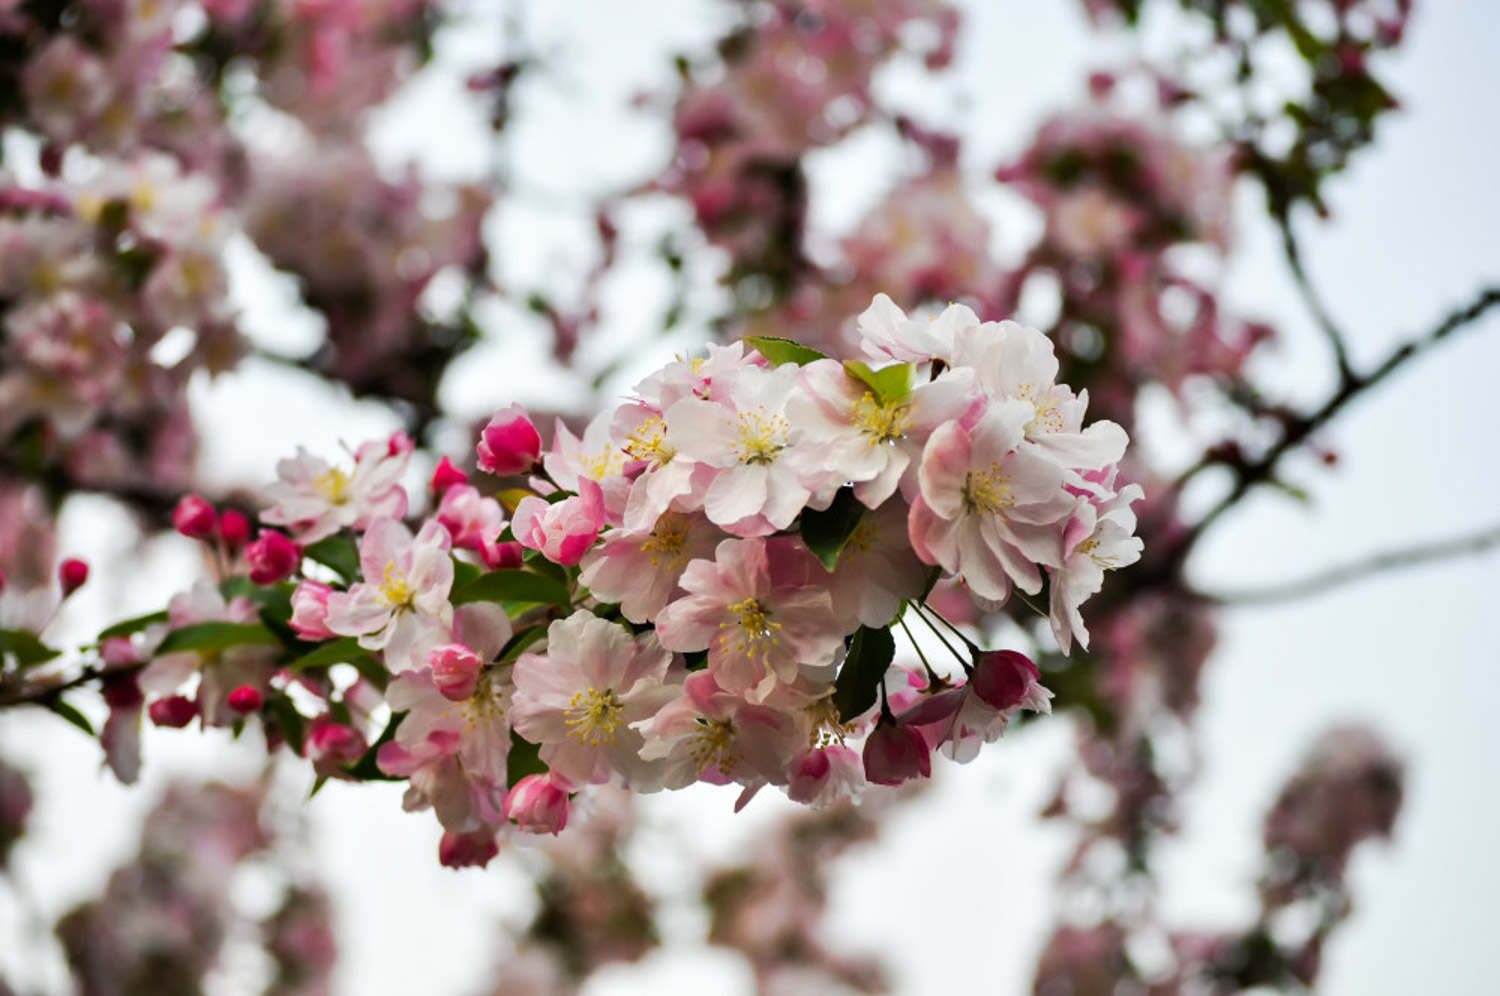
[
  {"x1": 324, "y1": 519, "x2": 455, "y2": 673},
  {"x1": 289, "y1": 580, "x2": 337, "y2": 640},
  {"x1": 578, "y1": 510, "x2": 721, "y2": 624},
  {"x1": 511, "y1": 478, "x2": 605, "y2": 567},
  {"x1": 786, "y1": 744, "x2": 865, "y2": 807},
  {"x1": 306, "y1": 716, "x2": 367, "y2": 778},
  {"x1": 637, "y1": 671, "x2": 801, "y2": 790},
  {"x1": 1048, "y1": 483, "x2": 1144, "y2": 652},
  {"x1": 172, "y1": 495, "x2": 218, "y2": 539},
  {"x1": 654, "y1": 537, "x2": 842, "y2": 702},
  {"x1": 100, "y1": 674, "x2": 144, "y2": 785},
  {"x1": 510, "y1": 611, "x2": 679, "y2": 788},
  {"x1": 476, "y1": 404, "x2": 541, "y2": 476},
  {"x1": 262, "y1": 436, "x2": 411, "y2": 543},
  {"x1": 439, "y1": 829, "x2": 499, "y2": 869},
  {"x1": 505, "y1": 774, "x2": 571, "y2": 835},
  {"x1": 246, "y1": 530, "x2": 302, "y2": 585},
  {"x1": 971, "y1": 651, "x2": 1046, "y2": 712},
  {"x1": 862, "y1": 722, "x2": 931, "y2": 785},
  {"x1": 908, "y1": 411, "x2": 1073, "y2": 602}
]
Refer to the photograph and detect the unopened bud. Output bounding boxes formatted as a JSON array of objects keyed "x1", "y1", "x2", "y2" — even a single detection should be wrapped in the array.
[
  {"x1": 227, "y1": 685, "x2": 263, "y2": 714},
  {"x1": 58, "y1": 558, "x2": 88, "y2": 596},
  {"x1": 430, "y1": 456, "x2": 469, "y2": 494},
  {"x1": 172, "y1": 494, "x2": 218, "y2": 539},
  {"x1": 149, "y1": 695, "x2": 198, "y2": 728},
  {"x1": 246, "y1": 530, "x2": 301, "y2": 585},
  {"x1": 218, "y1": 509, "x2": 250, "y2": 547},
  {"x1": 476, "y1": 405, "x2": 541, "y2": 476}
]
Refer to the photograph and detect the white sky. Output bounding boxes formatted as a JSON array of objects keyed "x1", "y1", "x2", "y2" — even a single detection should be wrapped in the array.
[{"x1": 3, "y1": 2, "x2": 1499, "y2": 994}]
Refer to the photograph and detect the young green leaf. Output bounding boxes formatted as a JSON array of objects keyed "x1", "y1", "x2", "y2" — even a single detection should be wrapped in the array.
[
  {"x1": 844, "y1": 360, "x2": 915, "y2": 403},
  {"x1": 46, "y1": 697, "x2": 96, "y2": 737},
  {"x1": 155, "y1": 621, "x2": 280, "y2": 656},
  {"x1": 743, "y1": 335, "x2": 828, "y2": 367},
  {"x1": 507, "y1": 731, "x2": 548, "y2": 787},
  {"x1": 800, "y1": 487, "x2": 865, "y2": 572},
  {"x1": 96, "y1": 611, "x2": 169, "y2": 641},
  {"x1": 833, "y1": 625, "x2": 896, "y2": 722},
  {"x1": 303, "y1": 535, "x2": 360, "y2": 583},
  {"x1": 452, "y1": 569, "x2": 571, "y2": 608},
  {"x1": 0, "y1": 629, "x2": 61, "y2": 668}
]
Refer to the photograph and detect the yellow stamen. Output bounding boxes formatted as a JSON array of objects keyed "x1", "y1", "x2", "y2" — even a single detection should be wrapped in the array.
[
  {"x1": 313, "y1": 466, "x2": 352, "y2": 504},
  {"x1": 640, "y1": 512, "x2": 690, "y2": 569},
  {"x1": 851, "y1": 391, "x2": 911, "y2": 446},
  {"x1": 377, "y1": 562, "x2": 413, "y2": 608},
  {"x1": 961, "y1": 463, "x2": 1013, "y2": 515},
  {"x1": 565, "y1": 687, "x2": 624, "y2": 746},
  {"x1": 732, "y1": 408, "x2": 789, "y2": 465}
]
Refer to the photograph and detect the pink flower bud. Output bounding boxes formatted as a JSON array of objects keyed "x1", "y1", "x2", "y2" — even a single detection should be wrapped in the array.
[
  {"x1": 100, "y1": 673, "x2": 143, "y2": 710},
  {"x1": 100, "y1": 637, "x2": 139, "y2": 668},
  {"x1": 439, "y1": 829, "x2": 499, "y2": 869},
  {"x1": 430, "y1": 456, "x2": 469, "y2": 494},
  {"x1": 971, "y1": 650, "x2": 1039, "y2": 712},
  {"x1": 862, "y1": 723, "x2": 931, "y2": 786},
  {"x1": 246, "y1": 530, "x2": 301, "y2": 585},
  {"x1": 0, "y1": 568, "x2": 6, "y2": 594},
  {"x1": 476, "y1": 405, "x2": 541, "y2": 476},
  {"x1": 493, "y1": 541, "x2": 524, "y2": 568},
  {"x1": 388, "y1": 431, "x2": 415, "y2": 458},
  {"x1": 172, "y1": 494, "x2": 218, "y2": 539},
  {"x1": 306, "y1": 716, "x2": 366, "y2": 773},
  {"x1": 506, "y1": 773, "x2": 570, "y2": 834},
  {"x1": 787, "y1": 748, "x2": 832, "y2": 804},
  {"x1": 58, "y1": 558, "x2": 88, "y2": 596},
  {"x1": 149, "y1": 695, "x2": 199, "y2": 728},
  {"x1": 510, "y1": 478, "x2": 605, "y2": 567},
  {"x1": 289, "y1": 580, "x2": 336, "y2": 640},
  {"x1": 218, "y1": 509, "x2": 250, "y2": 547},
  {"x1": 227, "y1": 685, "x2": 263, "y2": 714},
  {"x1": 427, "y1": 643, "x2": 483, "y2": 702}
]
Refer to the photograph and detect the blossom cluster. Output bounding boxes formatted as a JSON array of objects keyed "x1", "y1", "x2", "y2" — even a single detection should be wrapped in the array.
[{"x1": 71, "y1": 294, "x2": 1140, "y2": 864}]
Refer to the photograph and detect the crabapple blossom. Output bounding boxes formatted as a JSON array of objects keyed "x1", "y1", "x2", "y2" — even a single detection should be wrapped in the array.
[
  {"x1": 1049, "y1": 481, "x2": 1145, "y2": 652},
  {"x1": 862, "y1": 722, "x2": 931, "y2": 786},
  {"x1": 262, "y1": 434, "x2": 411, "y2": 543},
  {"x1": 436, "y1": 483, "x2": 514, "y2": 569},
  {"x1": 506, "y1": 773, "x2": 573, "y2": 835},
  {"x1": 577, "y1": 509, "x2": 720, "y2": 624},
  {"x1": 289, "y1": 580, "x2": 337, "y2": 641},
  {"x1": 654, "y1": 537, "x2": 842, "y2": 702},
  {"x1": 324, "y1": 519, "x2": 454, "y2": 673},
  {"x1": 636, "y1": 671, "x2": 801, "y2": 790},
  {"x1": 245, "y1": 530, "x2": 301, "y2": 585},
  {"x1": 510, "y1": 611, "x2": 679, "y2": 789},
  {"x1": 172, "y1": 495, "x2": 217, "y2": 538}
]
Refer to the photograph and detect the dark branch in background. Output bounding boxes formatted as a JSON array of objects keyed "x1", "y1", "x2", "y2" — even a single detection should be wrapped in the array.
[
  {"x1": 1278, "y1": 212, "x2": 1354, "y2": 385},
  {"x1": 1197, "y1": 520, "x2": 1500, "y2": 607},
  {"x1": 1176, "y1": 285, "x2": 1500, "y2": 559}
]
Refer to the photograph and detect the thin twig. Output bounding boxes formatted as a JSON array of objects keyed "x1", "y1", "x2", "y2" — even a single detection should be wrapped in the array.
[
  {"x1": 1278, "y1": 213, "x2": 1355, "y2": 386},
  {"x1": 1196, "y1": 521, "x2": 1500, "y2": 607}
]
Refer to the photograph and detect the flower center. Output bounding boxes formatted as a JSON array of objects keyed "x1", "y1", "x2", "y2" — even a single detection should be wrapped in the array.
[
  {"x1": 851, "y1": 391, "x2": 910, "y2": 446},
  {"x1": 1075, "y1": 535, "x2": 1121, "y2": 570},
  {"x1": 732, "y1": 407, "x2": 789, "y2": 465},
  {"x1": 461, "y1": 671, "x2": 507, "y2": 729},
  {"x1": 377, "y1": 561, "x2": 414, "y2": 608},
  {"x1": 565, "y1": 687, "x2": 624, "y2": 746},
  {"x1": 640, "y1": 511, "x2": 689, "y2": 569},
  {"x1": 806, "y1": 698, "x2": 853, "y2": 749},
  {"x1": 623, "y1": 414, "x2": 675, "y2": 466},
  {"x1": 1017, "y1": 383, "x2": 1065, "y2": 436},
  {"x1": 721, "y1": 597, "x2": 782, "y2": 654},
  {"x1": 582, "y1": 447, "x2": 625, "y2": 480},
  {"x1": 688, "y1": 717, "x2": 740, "y2": 775},
  {"x1": 313, "y1": 466, "x2": 352, "y2": 504},
  {"x1": 961, "y1": 463, "x2": 1013, "y2": 515}
]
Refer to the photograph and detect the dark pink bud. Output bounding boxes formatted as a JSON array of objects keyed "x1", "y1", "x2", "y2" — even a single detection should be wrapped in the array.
[
  {"x1": 862, "y1": 723, "x2": 931, "y2": 786},
  {"x1": 971, "y1": 650, "x2": 1039, "y2": 712},
  {"x1": 439, "y1": 829, "x2": 500, "y2": 869},
  {"x1": 227, "y1": 685, "x2": 263, "y2": 714},
  {"x1": 149, "y1": 695, "x2": 199, "y2": 728},
  {"x1": 427, "y1": 643, "x2": 483, "y2": 702},
  {"x1": 100, "y1": 673, "x2": 143, "y2": 710},
  {"x1": 246, "y1": 530, "x2": 301, "y2": 585},
  {"x1": 172, "y1": 494, "x2": 218, "y2": 539},
  {"x1": 0, "y1": 568, "x2": 6, "y2": 594},
  {"x1": 388, "y1": 430, "x2": 414, "y2": 457},
  {"x1": 58, "y1": 558, "x2": 88, "y2": 596},
  {"x1": 506, "y1": 773, "x2": 570, "y2": 834},
  {"x1": 430, "y1": 456, "x2": 469, "y2": 494},
  {"x1": 493, "y1": 541, "x2": 524, "y2": 569},
  {"x1": 476, "y1": 405, "x2": 541, "y2": 476},
  {"x1": 218, "y1": 509, "x2": 250, "y2": 547},
  {"x1": 307, "y1": 717, "x2": 366, "y2": 768}
]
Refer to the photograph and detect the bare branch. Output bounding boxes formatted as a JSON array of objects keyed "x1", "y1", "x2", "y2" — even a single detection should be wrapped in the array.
[
  {"x1": 1278, "y1": 214, "x2": 1354, "y2": 386},
  {"x1": 1197, "y1": 521, "x2": 1500, "y2": 607}
]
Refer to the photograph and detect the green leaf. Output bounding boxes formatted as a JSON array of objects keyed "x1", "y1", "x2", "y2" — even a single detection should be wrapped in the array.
[
  {"x1": 833, "y1": 625, "x2": 895, "y2": 722},
  {"x1": 452, "y1": 569, "x2": 571, "y2": 608},
  {"x1": 506, "y1": 731, "x2": 548, "y2": 787},
  {"x1": 46, "y1": 697, "x2": 95, "y2": 736},
  {"x1": 155, "y1": 621, "x2": 280, "y2": 656},
  {"x1": 451, "y1": 557, "x2": 482, "y2": 593},
  {"x1": 0, "y1": 629, "x2": 61, "y2": 668},
  {"x1": 347, "y1": 654, "x2": 389, "y2": 692},
  {"x1": 288, "y1": 637, "x2": 367, "y2": 672},
  {"x1": 742, "y1": 335, "x2": 828, "y2": 367},
  {"x1": 844, "y1": 360, "x2": 915, "y2": 403},
  {"x1": 343, "y1": 711, "x2": 406, "y2": 781},
  {"x1": 268, "y1": 696, "x2": 306, "y2": 755},
  {"x1": 97, "y1": 611, "x2": 168, "y2": 641},
  {"x1": 497, "y1": 625, "x2": 547, "y2": 662},
  {"x1": 303, "y1": 535, "x2": 360, "y2": 583},
  {"x1": 799, "y1": 487, "x2": 865, "y2": 572}
]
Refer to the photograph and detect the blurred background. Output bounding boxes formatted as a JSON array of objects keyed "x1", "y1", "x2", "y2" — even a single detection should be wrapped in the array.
[{"x1": 0, "y1": 1, "x2": 1496, "y2": 993}]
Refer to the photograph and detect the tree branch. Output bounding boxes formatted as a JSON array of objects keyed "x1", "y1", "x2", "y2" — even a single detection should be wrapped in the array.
[
  {"x1": 1180, "y1": 285, "x2": 1500, "y2": 552},
  {"x1": 1196, "y1": 521, "x2": 1500, "y2": 607},
  {"x1": 1278, "y1": 213, "x2": 1354, "y2": 386}
]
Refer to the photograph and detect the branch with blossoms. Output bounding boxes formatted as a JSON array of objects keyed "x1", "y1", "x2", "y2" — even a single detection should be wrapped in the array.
[{"x1": 0, "y1": 299, "x2": 1142, "y2": 864}]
